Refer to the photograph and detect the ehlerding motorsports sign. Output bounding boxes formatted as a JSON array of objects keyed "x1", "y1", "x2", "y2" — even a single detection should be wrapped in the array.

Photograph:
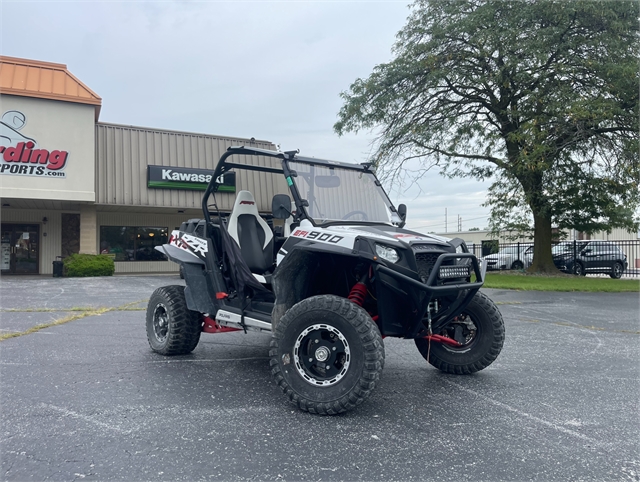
[
  {"x1": 147, "y1": 166, "x2": 236, "y2": 192},
  {"x1": 0, "y1": 110, "x2": 69, "y2": 178}
]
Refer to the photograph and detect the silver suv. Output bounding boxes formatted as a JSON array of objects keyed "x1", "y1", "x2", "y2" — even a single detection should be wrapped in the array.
[
  {"x1": 482, "y1": 244, "x2": 533, "y2": 271},
  {"x1": 552, "y1": 240, "x2": 628, "y2": 279}
]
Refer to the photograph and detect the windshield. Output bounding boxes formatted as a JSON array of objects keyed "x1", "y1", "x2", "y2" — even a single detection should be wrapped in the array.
[{"x1": 288, "y1": 161, "x2": 400, "y2": 224}]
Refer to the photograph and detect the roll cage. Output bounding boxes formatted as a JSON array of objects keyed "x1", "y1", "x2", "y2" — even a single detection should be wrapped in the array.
[{"x1": 202, "y1": 145, "x2": 402, "y2": 227}]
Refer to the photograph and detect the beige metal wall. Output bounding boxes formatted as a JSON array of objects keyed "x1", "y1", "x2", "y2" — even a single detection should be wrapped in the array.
[
  {"x1": 95, "y1": 123, "x2": 289, "y2": 213},
  {"x1": 1, "y1": 208, "x2": 63, "y2": 274}
]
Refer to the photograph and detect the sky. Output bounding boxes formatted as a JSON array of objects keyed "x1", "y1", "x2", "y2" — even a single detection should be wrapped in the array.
[{"x1": 0, "y1": 0, "x2": 493, "y2": 235}]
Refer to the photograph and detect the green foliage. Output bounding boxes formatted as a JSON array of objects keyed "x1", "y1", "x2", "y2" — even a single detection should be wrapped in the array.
[
  {"x1": 335, "y1": 0, "x2": 640, "y2": 271},
  {"x1": 63, "y1": 254, "x2": 115, "y2": 277}
]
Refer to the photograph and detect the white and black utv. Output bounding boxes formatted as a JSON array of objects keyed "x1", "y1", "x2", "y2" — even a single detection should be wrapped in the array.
[{"x1": 146, "y1": 146, "x2": 505, "y2": 415}]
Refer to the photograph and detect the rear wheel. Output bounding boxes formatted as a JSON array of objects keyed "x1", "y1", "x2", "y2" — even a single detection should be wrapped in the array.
[
  {"x1": 146, "y1": 285, "x2": 202, "y2": 355},
  {"x1": 270, "y1": 295, "x2": 384, "y2": 415},
  {"x1": 415, "y1": 291, "x2": 504, "y2": 374}
]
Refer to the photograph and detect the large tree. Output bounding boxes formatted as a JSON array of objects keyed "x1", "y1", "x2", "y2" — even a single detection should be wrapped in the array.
[{"x1": 335, "y1": 0, "x2": 639, "y2": 273}]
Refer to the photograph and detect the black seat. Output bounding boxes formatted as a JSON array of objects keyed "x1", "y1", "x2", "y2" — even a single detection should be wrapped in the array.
[
  {"x1": 180, "y1": 218, "x2": 202, "y2": 234},
  {"x1": 227, "y1": 190, "x2": 274, "y2": 276}
]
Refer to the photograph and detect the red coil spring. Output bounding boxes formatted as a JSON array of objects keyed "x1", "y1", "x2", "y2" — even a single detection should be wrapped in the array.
[{"x1": 348, "y1": 282, "x2": 367, "y2": 306}]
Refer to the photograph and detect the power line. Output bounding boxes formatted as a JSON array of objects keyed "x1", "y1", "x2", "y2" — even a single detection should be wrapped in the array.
[{"x1": 409, "y1": 214, "x2": 489, "y2": 231}]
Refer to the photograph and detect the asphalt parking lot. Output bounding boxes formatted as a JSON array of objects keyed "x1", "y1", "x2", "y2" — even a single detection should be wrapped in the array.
[{"x1": 1, "y1": 275, "x2": 639, "y2": 481}]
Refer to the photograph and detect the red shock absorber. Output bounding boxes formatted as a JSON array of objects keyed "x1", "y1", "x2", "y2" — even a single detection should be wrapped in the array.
[
  {"x1": 349, "y1": 275, "x2": 384, "y2": 337},
  {"x1": 348, "y1": 282, "x2": 367, "y2": 306}
]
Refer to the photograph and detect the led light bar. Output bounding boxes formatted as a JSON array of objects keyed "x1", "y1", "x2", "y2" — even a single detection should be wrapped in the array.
[{"x1": 438, "y1": 265, "x2": 471, "y2": 279}]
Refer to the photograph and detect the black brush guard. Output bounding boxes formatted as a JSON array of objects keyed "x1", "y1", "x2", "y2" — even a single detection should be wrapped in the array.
[{"x1": 374, "y1": 252, "x2": 485, "y2": 338}]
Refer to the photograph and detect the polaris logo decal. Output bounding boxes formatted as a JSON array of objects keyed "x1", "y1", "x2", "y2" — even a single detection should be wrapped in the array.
[{"x1": 393, "y1": 234, "x2": 429, "y2": 241}]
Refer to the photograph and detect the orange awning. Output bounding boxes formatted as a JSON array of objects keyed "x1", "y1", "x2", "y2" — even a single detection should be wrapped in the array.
[{"x1": 0, "y1": 56, "x2": 102, "y2": 121}]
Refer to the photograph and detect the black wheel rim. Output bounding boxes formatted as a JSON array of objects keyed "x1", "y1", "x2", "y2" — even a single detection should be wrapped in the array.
[
  {"x1": 439, "y1": 315, "x2": 479, "y2": 351},
  {"x1": 293, "y1": 324, "x2": 350, "y2": 386},
  {"x1": 153, "y1": 303, "x2": 169, "y2": 342},
  {"x1": 614, "y1": 264, "x2": 622, "y2": 277}
]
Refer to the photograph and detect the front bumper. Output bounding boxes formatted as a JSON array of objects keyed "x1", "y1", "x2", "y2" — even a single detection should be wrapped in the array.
[
  {"x1": 553, "y1": 257, "x2": 573, "y2": 272},
  {"x1": 374, "y1": 253, "x2": 487, "y2": 338}
]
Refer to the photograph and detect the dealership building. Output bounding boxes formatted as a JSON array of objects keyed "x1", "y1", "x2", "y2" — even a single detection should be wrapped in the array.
[{"x1": 0, "y1": 56, "x2": 287, "y2": 275}]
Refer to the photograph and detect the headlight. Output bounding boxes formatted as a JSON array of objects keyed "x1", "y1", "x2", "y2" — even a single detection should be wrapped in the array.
[{"x1": 375, "y1": 243, "x2": 400, "y2": 263}]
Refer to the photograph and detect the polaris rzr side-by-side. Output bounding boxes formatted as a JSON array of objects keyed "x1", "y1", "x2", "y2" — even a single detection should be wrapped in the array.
[{"x1": 146, "y1": 146, "x2": 505, "y2": 415}]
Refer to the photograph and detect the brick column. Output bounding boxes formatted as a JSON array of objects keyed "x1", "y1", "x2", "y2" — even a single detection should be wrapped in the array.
[{"x1": 79, "y1": 204, "x2": 97, "y2": 254}]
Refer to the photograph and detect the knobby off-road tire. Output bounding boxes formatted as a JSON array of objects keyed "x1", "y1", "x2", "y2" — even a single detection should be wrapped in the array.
[
  {"x1": 146, "y1": 285, "x2": 202, "y2": 355},
  {"x1": 415, "y1": 291, "x2": 505, "y2": 374},
  {"x1": 269, "y1": 295, "x2": 385, "y2": 415}
]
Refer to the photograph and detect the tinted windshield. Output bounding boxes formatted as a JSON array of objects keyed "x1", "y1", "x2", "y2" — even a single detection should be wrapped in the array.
[{"x1": 288, "y1": 161, "x2": 400, "y2": 224}]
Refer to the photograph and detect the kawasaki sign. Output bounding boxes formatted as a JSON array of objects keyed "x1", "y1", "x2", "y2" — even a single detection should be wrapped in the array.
[{"x1": 147, "y1": 166, "x2": 236, "y2": 192}]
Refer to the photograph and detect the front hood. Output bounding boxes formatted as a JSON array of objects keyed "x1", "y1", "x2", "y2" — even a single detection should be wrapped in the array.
[
  {"x1": 483, "y1": 254, "x2": 501, "y2": 260},
  {"x1": 328, "y1": 224, "x2": 453, "y2": 248},
  {"x1": 283, "y1": 221, "x2": 458, "y2": 264}
]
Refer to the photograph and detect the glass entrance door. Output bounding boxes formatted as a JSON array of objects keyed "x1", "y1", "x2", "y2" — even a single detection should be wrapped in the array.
[{"x1": 0, "y1": 224, "x2": 40, "y2": 274}]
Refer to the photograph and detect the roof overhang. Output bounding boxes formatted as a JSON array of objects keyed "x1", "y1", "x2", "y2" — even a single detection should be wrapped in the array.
[{"x1": 0, "y1": 56, "x2": 102, "y2": 121}]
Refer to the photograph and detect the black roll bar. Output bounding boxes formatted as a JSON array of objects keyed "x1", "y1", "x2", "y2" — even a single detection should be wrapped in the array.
[{"x1": 201, "y1": 146, "x2": 288, "y2": 224}]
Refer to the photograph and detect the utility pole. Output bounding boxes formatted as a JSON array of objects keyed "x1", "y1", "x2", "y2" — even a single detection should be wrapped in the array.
[
  {"x1": 445, "y1": 208, "x2": 447, "y2": 233},
  {"x1": 458, "y1": 215, "x2": 461, "y2": 232}
]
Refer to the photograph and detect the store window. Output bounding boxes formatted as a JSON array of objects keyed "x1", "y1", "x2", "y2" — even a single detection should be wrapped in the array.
[{"x1": 99, "y1": 227, "x2": 168, "y2": 261}]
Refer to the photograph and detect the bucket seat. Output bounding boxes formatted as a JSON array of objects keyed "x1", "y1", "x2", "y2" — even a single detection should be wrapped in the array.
[{"x1": 227, "y1": 190, "x2": 275, "y2": 281}]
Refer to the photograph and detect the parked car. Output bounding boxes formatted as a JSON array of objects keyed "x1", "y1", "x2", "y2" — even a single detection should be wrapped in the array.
[
  {"x1": 482, "y1": 244, "x2": 533, "y2": 271},
  {"x1": 552, "y1": 240, "x2": 628, "y2": 279}
]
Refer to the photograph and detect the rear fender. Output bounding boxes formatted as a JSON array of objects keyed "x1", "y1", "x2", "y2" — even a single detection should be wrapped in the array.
[
  {"x1": 155, "y1": 245, "x2": 217, "y2": 314},
  {"x1": 155, "y1": 244, "x2": 205, "y2": 267}
]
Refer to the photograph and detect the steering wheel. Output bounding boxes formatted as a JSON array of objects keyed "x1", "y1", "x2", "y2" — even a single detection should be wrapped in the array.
[{"x1": 342, "y1": 210, "x2": 369, "y2": 221}]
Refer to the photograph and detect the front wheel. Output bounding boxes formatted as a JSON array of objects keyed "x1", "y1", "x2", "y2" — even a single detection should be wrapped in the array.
[
  {"x1": 573, "y1": 261, "x2": 586, "y2": 276},
  {"x1": 415, "y1": 291, "x2": 505, "y2": 374},
  {"x1": 511, "y1": 260, "x2": 524, "y2": 270},
  {"x1": 610, "y1": 262, "x2": 623, "y2": 279},
  {"x1": 269, "y1": 295, "x2": 384, "y2": 415},
  {"x1": 146, "y1": 285, "x2": 202, "y2": 355}
]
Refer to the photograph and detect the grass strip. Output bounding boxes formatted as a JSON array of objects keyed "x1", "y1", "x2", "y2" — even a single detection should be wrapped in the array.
[
  {"x1": 1, "y1": 300, "x2": 148, "y2": 313},
  {"x1": 1, "y1": 307, "x2": 145, "y2": 313},
  {"x1": 482, "y1": 273, "x2": 639, "y2": 292},
  {"x1": 0, "y1": 300, "x2": 148, "y2": 342}
]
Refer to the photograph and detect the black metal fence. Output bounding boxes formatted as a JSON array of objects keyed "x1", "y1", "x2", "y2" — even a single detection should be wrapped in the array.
[{"x1": 465, "y1": 239, "x2": 640, "y2": 279}]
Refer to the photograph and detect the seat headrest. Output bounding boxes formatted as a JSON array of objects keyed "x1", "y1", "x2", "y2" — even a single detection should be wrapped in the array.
[
  {"x1": 231, "y1": 190, "x2": 259, "y2": 216},
  {"x1": 228, "y1": 190, "x2": 273, "y2": 250}
]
